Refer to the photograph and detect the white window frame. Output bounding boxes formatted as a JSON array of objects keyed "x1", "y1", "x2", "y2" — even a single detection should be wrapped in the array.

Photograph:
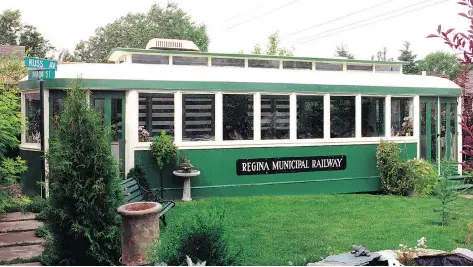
[
  {"x1": 294, "y1": 93, "x2": 325, "y2": 141},
  {"x1": 359, "y1": 95, "x2": 388, "y2": 141},
  {"x1": 328, "y1": 94, "x2": 358, "y2": 142},
  {"x1": 259, "y1": 92, "x2": 292, "y2": 143},
  {"x1": 221, "y1": 92, "x2": 257, "y2": 144},
  {"x1": 179, "y1": 91, "x2": 218, "y2": 147},
  {"x1": 389, "y1": 95, "x2": 416, "y2": 140},
  {"x1": 20, "y1": 90, "x2": 42, "y2": 151},
  {"x1": 132, "y1": 90, "x2": 419, "y2": 151}
]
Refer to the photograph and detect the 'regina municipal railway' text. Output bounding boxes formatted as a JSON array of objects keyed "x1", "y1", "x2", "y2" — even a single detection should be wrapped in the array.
[{"x1": 236, "y1": 156, "x2": 347, "y2": 175}]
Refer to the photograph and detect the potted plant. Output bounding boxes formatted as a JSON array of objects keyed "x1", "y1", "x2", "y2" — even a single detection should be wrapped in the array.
[
  {"x1": 150, "y1": 131, "x2": 178, "y2": 198},
  {"x1": 179, "y1": 155, "x2": 194, "y2": 173}
]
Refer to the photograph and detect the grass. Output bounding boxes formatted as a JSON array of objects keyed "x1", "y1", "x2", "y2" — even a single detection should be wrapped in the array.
[{"x1": 162, "y1": 194, "x2": 473, "y2": 266}]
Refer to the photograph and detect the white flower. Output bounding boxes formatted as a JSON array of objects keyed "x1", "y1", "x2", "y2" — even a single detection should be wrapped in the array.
[{"x1": 417, "y1": 237, "x2": 427, "y2": 248}]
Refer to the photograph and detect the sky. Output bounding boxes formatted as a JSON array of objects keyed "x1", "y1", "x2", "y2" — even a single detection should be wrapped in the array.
[{"x1": 0, "y1": 0, "x2": 469, "y2": 60}]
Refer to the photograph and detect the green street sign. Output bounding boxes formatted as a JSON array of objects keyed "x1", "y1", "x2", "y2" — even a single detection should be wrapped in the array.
[
  {"x1": 28, "y1": 69, "x2": 55, "y2": 80},
  {"x1": 24, "y1": 57, "x2": 58, "y2": 70}
]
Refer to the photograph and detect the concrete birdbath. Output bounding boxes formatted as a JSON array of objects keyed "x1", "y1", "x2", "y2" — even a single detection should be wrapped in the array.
[
  {"x1": 117, "y1": 201, "x2": 162, "y2": 266},
  {"x1": 173, "y1": 169, "x2": 200, "y2": 202}
]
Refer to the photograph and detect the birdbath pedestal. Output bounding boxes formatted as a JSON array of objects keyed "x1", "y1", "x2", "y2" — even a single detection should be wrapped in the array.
[{"x1": 173, "y1": 169, "x2": 200, "y2": 202}]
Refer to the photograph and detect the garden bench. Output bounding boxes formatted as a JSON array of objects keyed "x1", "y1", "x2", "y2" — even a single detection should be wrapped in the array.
[{"x1": 121, "y1": 177, "x2": 175, "y2": 226}]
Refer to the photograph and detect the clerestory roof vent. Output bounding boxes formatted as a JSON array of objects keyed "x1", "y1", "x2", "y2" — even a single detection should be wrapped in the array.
[{"x1": 145, "y1": 38, "x2": 200, "y2": 52}]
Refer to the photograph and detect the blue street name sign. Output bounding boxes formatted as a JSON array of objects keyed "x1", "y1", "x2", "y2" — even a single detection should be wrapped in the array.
[
  {"x1": 28, "y1": 69, "x2": 55, "y2": 80},
  {"x1": 24, "y1": 57, "x2": 58, "y2": 70}
]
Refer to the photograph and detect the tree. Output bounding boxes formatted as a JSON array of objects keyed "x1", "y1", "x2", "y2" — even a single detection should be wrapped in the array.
[
  {"x1": 66, "y1": 3, "x2": 209, "y2": 63},
  {"x1": 250, "y1": 32, "x2": 294, "y2": 56},
  {"x1": 0, "y1": 9, "x2": 54, "y2": 58},
  {"x1": 335, "y1": 44, "x2": 354, "y2": 59},
  {"x1": 0, "y1": 10, "x2": 21, "y2": 45},
  {"x1": 427, "y1": 0, "x2": 473, "y2": 167},
  {"x1": 418, "y1": 51, "x2": 462, "y2": 80},
  {"x1": 398, "y1": 41, "x2": 421, "y2": 75},
  {"x1": 0, "y1": 55, "x2": 27, "y2": 212},
  {"x1": 43, "y1": 81, "x2": 123, "y2": 265},
  {"x1": 19, "y1": 25, "x2": 54, "y2": 58},
  {"x1": 373, "y1": 46, "x2": 394, "y2": 61}
]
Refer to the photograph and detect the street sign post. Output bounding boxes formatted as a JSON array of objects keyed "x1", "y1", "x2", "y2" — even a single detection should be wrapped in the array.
[{"x1": 24, "y1": 56, "x2": 58, "y2": 198}]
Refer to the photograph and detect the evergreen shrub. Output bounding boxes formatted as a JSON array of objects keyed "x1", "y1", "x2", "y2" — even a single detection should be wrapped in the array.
[
  {"x1": 376, "y1": 140, "x2": 414, "y2": 195},
  {"x1": 42, "y1": 81, "x2": 123, "y2": 265},
  {"x1": 148, "y1": 208, "x2": 238, "y2": 266}
]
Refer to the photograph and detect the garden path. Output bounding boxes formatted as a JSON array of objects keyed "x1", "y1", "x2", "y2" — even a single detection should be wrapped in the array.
[{"x1": 0, "y1": 212, "x2": 44, "y2": 265}]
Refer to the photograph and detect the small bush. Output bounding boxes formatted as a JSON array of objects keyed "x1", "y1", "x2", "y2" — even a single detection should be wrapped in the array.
[
  {"x1": 434, "y1": 164, "x2": 460, "y2": 226},
  {"x1": 35, "y1": 225, "x2": 50, "y2": 238},
  {"x1": 126, "y1": 165, "x2": 150, "y2": 191},
  {"x1": 407, "y1": 158, "x2": 439, "y2": 196},
  {"x1": 376, "y1": 140, "x2": 413, "y2": 195},
  {"x1": 0, "y1": 156, "x2": 27, "y2": 186},
  {"x1": 148, "y1": 208, "x2": 238, "y2": 266},
  {"x1": 27, "y1": 196, "x2": 48, "y2": 213}
]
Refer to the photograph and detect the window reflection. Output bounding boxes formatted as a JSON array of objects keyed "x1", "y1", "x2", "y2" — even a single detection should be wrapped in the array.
[
  {"x1": 261, "y1": 95, "x2": 290, "y2": 140},
  {"x1": 223, "y1": 94, "x2": 253, "y2": 140},
  {"x1": 330, "y1": 96, "x2": 356, "y2": 138},
  {"x1": 25, "y1": 93, "x2": 41, "y2": 143}
]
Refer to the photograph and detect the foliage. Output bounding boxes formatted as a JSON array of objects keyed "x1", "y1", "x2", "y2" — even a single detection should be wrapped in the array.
[
  {"x1": 43, "y1": 80, "x2": 123, "y2": 265},
  {"x1": 66, "y1": 3, "x2": 209, "y2": 63},
  {"x1": 126, "y1": 165, "x2": 150, "y2": 191},
  {"x1": 406, "y1": 158, "x2": 438, "y2": 196},
  {"x1": 148, "y1": 207, "x2": 238, "y2": 266},
  {"x1": 372, "y1": 46, "x2": 393, "y2": 61},
  {"x1": 376, "y1": 140, "x2": 414, "y2": 195},
  {"x1": 1, "y1": 194, "x2": 48, "y2": 214},
  {"x1": 418, "y1": 51, "x2": 462, "y2": 80},
  {"x1": 335, "y1": 44, "x2": 354, "y2": 59},
  {"x1": 433, "y1": 164, "x2": 460, "y2": 226},
  {"x1": 396, "y1": 237, "x2": 427, "y2": 266},
  {"x1": 179, "y1": 155, "x2": 194, "y2": 172},
  {"x1": 0, "y1": 156, "x2": 27, "y2": 186},
  {"x1": 466, "y1": 221, "x2": 473, "y2": 244},
  {"x1": 398, "y1": 41, "x2": 421, "y2": 75},
  {"x1": 0, "y1": 9, "x2": 54, "y2": 58},
  {"x1": 150, "y1": 131, "x2": 178, "y2": 170},
  {"x1": 250, "y1": 31, "x2": 294, "y2": 56},
  {"x1": 0, "y1": 53, "x2": 26, "y2": 84},
  {"x1": 35, "y1": 225, "x2": 50, "y2": 238},
  {"x1": 460, "y1": 117, "x2": 473, "y2": 171},
  {"x1": 427, "y1": 0, "x2": 473, "y2": 65},
  {"x1": 0, "y1": 87, "x2": 23, "y2": 160}
]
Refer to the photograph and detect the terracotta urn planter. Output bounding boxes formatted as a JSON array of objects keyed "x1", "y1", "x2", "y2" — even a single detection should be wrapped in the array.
[{"x1": 117, "y1": 202, "x2": 162, "y2": 266}]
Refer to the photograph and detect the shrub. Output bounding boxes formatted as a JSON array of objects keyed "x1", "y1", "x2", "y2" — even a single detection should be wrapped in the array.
[
  {"x1": 126, "y1": 165, "x2": 149, "y2": 191},
  {"x1": 433, "y1": 164, "x2": 460, "y2": 226},
  {"x1": 150, "y1": 131, "x2": 178, "y2": 198},
  {"x1": 150, "y1": 131, "x2": 178, "y2": 170},
  {"x1": 0, "y1": 157, "x2": 27, "y2": 186},
  {"x1": 43, "y1": 81, "x2": 123, "y2": 265},
  {"x1": 407, "y1": 158, "x2": 438, "y2": 196},
  {"x1": 35, "y1": 225, "x2": 50, "y2": 238},
  {"x1": 148, "y1": 208, "x2": 238, "y2": 266},
  {"x1": 376, "y1": 140, "x2": 413, "y2": 195}
]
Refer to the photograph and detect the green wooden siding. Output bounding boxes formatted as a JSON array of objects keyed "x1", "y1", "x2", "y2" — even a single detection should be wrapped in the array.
[
  {"x1": 20, "y1": 79, "x2": 461, "y2": 96},
  {"x1": 134, "y1": 143, "x2": 417, "y2": 200},
  {"x1": 19, "y1": 149, "x2": 42, "y2": 196}
]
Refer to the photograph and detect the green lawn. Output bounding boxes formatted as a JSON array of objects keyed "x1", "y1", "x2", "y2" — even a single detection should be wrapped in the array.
[{"x1": 162, "y1": 194, "x2": 473, "y2": 266}]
